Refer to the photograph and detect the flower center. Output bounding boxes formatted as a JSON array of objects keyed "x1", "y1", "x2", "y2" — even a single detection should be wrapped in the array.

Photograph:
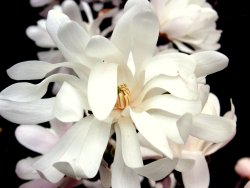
[{"x1": 115, "y1": 84, "x2": 131, "y2": 110}]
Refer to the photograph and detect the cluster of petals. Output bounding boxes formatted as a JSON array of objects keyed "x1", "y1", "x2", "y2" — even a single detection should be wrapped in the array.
[
  {"x1": 0, "y1": 0, "x2": 237, "y2": 187},
  {"x1": 151, "y1": 0, "x2": 222, "y2": 53}
]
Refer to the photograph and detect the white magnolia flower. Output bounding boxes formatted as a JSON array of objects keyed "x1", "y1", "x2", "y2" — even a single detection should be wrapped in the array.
[
  {"x1": 151, "y1": 0, "x2": 222, "y2": 53},
  {"x1": 0, "y1": 0, "x2": 235, "y2": 187}
]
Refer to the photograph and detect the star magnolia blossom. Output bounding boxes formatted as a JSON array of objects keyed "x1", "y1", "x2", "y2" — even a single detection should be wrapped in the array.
[
  {"x1": 235, "y1": 158, "x2": 250, "y2": 188},
  {"x1": 0, "y1": 0, "x2": 235, "y2": 187},
  {"x1": 151, "y1": 0, "x2": 222, "y2": 53}
]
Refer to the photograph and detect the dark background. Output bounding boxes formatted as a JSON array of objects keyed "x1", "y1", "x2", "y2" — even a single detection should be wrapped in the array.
[{"x1": 0, "y1": 0, "x2": 250, "y2": 187}]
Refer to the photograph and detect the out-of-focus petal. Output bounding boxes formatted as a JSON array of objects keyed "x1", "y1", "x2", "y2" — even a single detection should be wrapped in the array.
[
  {"x1": 16, "y1": 157, "x2": 41, "y2": 180},
  {"x1": 15, "y1": 125, "x2": 58, "y2": 154},
  {"x1": 235, "y1": 158, "x2": 250, "y2": 178}
]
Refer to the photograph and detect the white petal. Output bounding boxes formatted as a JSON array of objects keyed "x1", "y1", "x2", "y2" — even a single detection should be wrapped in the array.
[
  {"x1": 0, "y1": 98, "x2": 55, "y2": 124},
  {"x1": 26, "y1": 25, "x2": 55, "y2": 48},
  {"x1": 192, "y1": 51, "x2": 229, "y2": 77},
  {"x1": 134, "y1": 158, "x2": 178, "y2": 181},
  {"x1": 7, "y1": 61, "x2": 88, "y2": 81},
  {"x1": 33, "y1": 117, "x2": 94, "y2": 183},
  {"x1": 99, "y1": 163, "x2": 111, "y2": 188},
  {"x1": 54, "y1": 118, "x2": 111, "y2": 179},
  {"x1": 245, "y1": 181, "x2": 250, "y2": 188},
  {"x1": 85, "y1": 35, "x2": 123, "y2": 64},
  {"x1": 111, "y1": 125, "x2": 141, "y2": 188},
  {"x1": 88, "y1": 62, "x2": 118, "y2": 120},
  {"x1": 144, "y1": 52, "x2": 195, "y2": 82},
  {"x1": 182, "y1": 151, "x2": 209, "y2": 188},
  {"x1": 139, "y1": 94, "x2": 202, "y2": 116},
  {"x1": 139, "y1": 75, "x2": 198, "y2": 102},
  {"x1": 62, "y1": 0, "x2": 82, "y2": 24},
  {"x1": 15, "y1": 125, "x2": 58, "y2": 154},
  {"x1": 118, "y1": 118, "x2": 143, "y2": 168},
  {"x1": 1, "y1": 74, "x2": 83, "y2": 102},
  {"x1": 57, "y1": 21, "x2": 92, "y2": 68},
  {"x1": 235, "y1": 158, "x2": 250, "y2": 178},
  {"x1": 130, "y1": 110, "x2": 173, "y2": 158},
  {"x1": 150, "y1": 112, "x2": 184, "y2": 144},
  {"x1": 37, "y1": 51, "x2": 64, "y2": 63},
  {"x1": 54, "y1": 82, "x2": 86, "y2": 122},
  {"x1": 16, "y1": 157, "x2": 40, "y2": 180},
  {"x1": 111, "y1": 1, "x2": 149, "y2": 61},
  {"x1": 202, "y1": 93, "x2": 220, "y2": 115},
  {"x1": 191, "y1": 114, "x2": 236, "y2": 143},
  {"x1": 46, "y1": 10, "x2": 71, "y2": 57},
  {"x1": 30, "y1": 0, "x2": 53, "y2": 7},
  {"x1": 130, "y1": 10, "x2": 159, "y2": 72}
]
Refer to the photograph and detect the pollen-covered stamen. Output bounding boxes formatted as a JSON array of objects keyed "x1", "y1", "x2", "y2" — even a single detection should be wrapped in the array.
[{"x1": 115, "y1": 84, "x2": 131, "y2": 110}]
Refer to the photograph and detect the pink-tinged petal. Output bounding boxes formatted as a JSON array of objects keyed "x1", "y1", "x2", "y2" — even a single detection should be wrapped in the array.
[
  {"x1": 235, "y1": 158, "x2": 250, "y2": 178},
  {"x1": 0, "y1": 98, "x2": 55, "y2": 124},
  {"x1": 54, "y1": 82, "x2": 86, "y2": 122},
  {"x1": 19, "y1": 179, "x2": 60, "y2": 188},
  {"x1": 130, "y1": 110, "x2": 173, "y2": 158},
  {"x1": 15, "y1": 125, "x2": 58, "y2": 154},
  {"x1": 88, "y1": 62, "x2": 118, "y2": 120},
  {"x1": 245, "y1": 181, "x2": 250, "y2": 188},
  {"x1": 82, "y1": 180, "x2": 103, "y2": 188},
  {"x1": 62, "y1": 0, "x2": 82, "y2": 24},
  {"x1": 54, "y1": 118, "x2": 112, "y2": 179},
  {"x1": 118, "y1": 118, "x2": 143, "y2": 168},
  {"x1": 182, "y1": 151, "x2": 209, "y2": 188},
  {"x1": 191, "y1": 51, "x2": 229, "y2": 77},
  {"x1": 49, "y1": 119, "x2": 72, "y2": 137},
  {"x1": 57, "y1": 21, "x2": 92, "y2": 68},
  {"x1": 26, "y1": 25, "x2": 55, "y2": 48},
  {"x1": 85, "y1": 35, "x2": 123, "y2": 64},
  {"x1": 111, "y1": 125, "x2": 141, "y2": 188},
  {"x1": 139, "y1": 95, "x2": 202, "y2": 116},
  {"x1": 16, "y1": 157, "x2": 40, "y2": 180},
  {"x1": 1, "y1": 74, "x2": 83, "y2": 102}
]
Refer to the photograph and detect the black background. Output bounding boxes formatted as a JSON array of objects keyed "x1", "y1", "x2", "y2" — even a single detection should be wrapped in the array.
[{"x1": 0, "y1": 0, "x2": 250, "y2": 187}]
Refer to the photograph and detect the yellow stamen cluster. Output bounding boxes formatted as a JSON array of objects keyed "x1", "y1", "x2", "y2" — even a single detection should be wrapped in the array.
[{"x1": 115, "y1": 84, "x2": 131, "y2": 110}]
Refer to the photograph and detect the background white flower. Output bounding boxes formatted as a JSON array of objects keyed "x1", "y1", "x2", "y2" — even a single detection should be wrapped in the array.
[{"x1": 151, "y1": 0, "x2": 222, "y2": 53}]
